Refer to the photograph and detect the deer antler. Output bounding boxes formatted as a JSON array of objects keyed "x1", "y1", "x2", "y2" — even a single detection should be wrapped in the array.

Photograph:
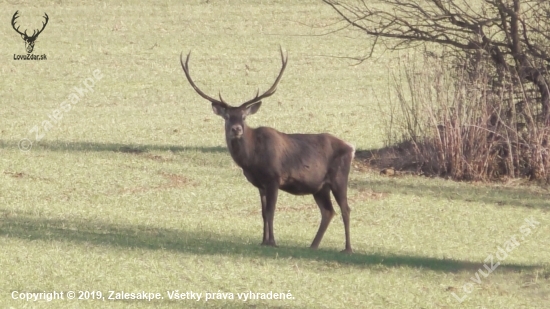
[
  {"x1": 180, "y1": 48, "x2": 288, "y2": 107},
  {"x1": 11, "y1": 11, "x2": 49, "y2": 40},
  {"x1": 240, "y1": 47, "x2": 288, "y2": 108},
  {"x1": 30, "y1": 13, "x2": 49, "y2": 39},
  {"x1": 180, "y1": 52, "x2": 229, "y2": 106},
  {"x1": 11, "y1": 11, "x2": 26, "y2": 37}
]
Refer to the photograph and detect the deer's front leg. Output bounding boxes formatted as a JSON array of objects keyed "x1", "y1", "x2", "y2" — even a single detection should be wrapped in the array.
[
  {"x1": 260, "y1": 184, "x2": 278, "y2": 247},
  {"x1": 259, "y1": 188, "x2": 269, "y2": 245}
]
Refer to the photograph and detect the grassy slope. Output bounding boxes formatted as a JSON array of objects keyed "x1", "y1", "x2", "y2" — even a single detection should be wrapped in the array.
[{"x1": 1, "y1": 1, "x2": 549, "y2": 308}]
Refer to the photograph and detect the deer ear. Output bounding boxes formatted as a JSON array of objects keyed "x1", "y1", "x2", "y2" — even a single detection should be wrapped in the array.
[
  {"x1": 211, "y1": 102, "x2": 226, "y2": 117},
  {"x1": 245, "y1": 101, "x2": 262, "y2": 116}
]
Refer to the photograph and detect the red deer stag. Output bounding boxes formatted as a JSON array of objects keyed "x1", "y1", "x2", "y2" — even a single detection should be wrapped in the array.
[{"x1": 180, "y1": 48, "x2": 354, "y2": 253}]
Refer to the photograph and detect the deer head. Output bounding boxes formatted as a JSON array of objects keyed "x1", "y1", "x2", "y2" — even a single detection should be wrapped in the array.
[
  {"x1": 180, "y1": 48, "x2": 288, "y2": 140},
  {"x1": 12, "y1": 11, "x2": 49, "y2": 53}
]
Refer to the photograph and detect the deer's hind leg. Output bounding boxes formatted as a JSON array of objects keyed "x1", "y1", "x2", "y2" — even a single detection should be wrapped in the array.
[
  {"x1": 310, "y1": 185, "x2": 336, "y2": 249},
  {"x1": 330, "y1": 151, "x2": 353, "y2": 253}
]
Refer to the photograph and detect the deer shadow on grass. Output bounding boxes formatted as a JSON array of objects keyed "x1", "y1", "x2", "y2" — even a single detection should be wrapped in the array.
[
  {"x1": 0, "y1": 139, "x2": 226, "y2": 154},
  {"x1": 0, "y1": 213, "x2": 542, "y2": 273},
  {"x1": 351, "y1": 179, "x2": 550, "y2": 210}
]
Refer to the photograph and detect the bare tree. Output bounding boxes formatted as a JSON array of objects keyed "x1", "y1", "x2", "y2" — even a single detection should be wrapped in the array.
[
  {"x1": 324, "y1": 0, "x2": 550, "y2": 180},
  {"x1": 324, "y1": 0, "x2": 549, "y2": 121}
]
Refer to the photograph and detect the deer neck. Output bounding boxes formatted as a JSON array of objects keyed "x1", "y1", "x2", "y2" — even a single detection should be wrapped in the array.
[{"x1": 226, "y1": 125, "x2": 255, "y2": 168}]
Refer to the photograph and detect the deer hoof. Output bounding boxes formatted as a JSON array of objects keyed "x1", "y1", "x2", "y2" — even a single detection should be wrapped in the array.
[{"x1": 340, "y1": 248, "x2": 353, "y2": 254}]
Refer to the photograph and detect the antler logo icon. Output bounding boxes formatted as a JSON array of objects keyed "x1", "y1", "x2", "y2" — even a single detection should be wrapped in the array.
[{"x1": 11, "y1": 11, "x2": 49, "y2": 54}]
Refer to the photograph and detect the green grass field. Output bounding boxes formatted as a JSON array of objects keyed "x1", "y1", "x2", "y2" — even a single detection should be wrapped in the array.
[{"x1": 1, "y1": 1, "x2": 549, "y2": 308}]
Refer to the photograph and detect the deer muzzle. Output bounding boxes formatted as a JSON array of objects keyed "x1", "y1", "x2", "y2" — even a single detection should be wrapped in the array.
[{"x1": 229, "y1": 125, "x2": 243, "y2": 139}]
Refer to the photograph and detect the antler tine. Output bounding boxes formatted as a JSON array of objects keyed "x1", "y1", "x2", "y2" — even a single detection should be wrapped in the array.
[
  {"x1": 241, "y1": 47, "x2": 288, "y2": 108},
  {"x1": 218, "y1": 92, "x2": 228, "y2": 104},
  {"x1": 180, "y1": 51, "x2": 227, "y2": 106}
]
